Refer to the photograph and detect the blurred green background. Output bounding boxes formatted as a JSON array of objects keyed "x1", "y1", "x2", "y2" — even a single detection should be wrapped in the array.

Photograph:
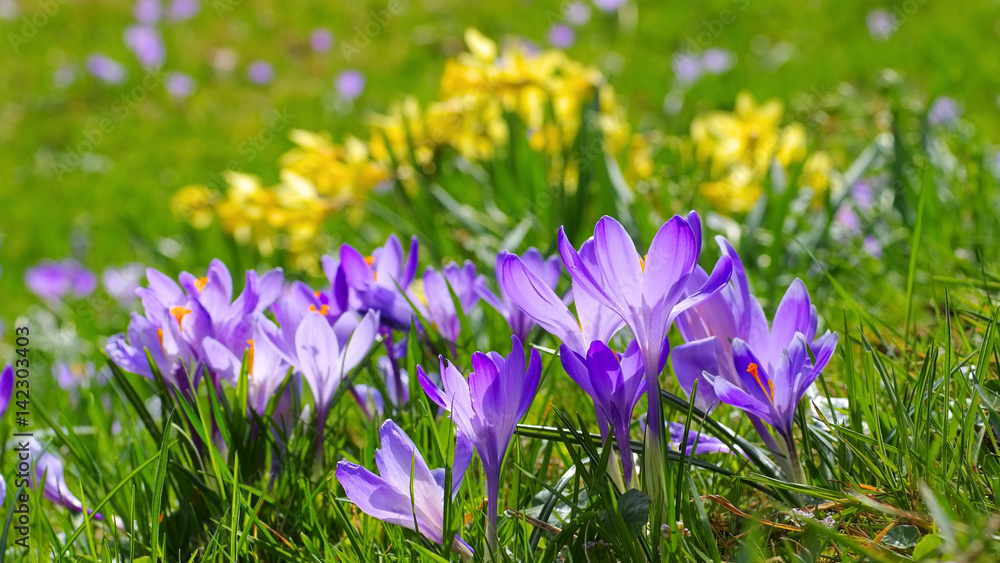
[{"x1": 2, "y1": 0, "x2": 999, "y2": 319}]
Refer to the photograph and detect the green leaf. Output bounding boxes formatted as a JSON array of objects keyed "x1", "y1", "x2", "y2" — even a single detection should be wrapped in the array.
[
  {"x1": 618, "y1": 489, "x2": 650, "y2": 533},
  {"x1": 911, "y1": 533, "x2": 942, "y2": 560}
]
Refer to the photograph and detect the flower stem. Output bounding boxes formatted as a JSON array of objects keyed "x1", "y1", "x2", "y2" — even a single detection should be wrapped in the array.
[{"x1": 485, "y1": 475, "x2": 500, "y2": 559}]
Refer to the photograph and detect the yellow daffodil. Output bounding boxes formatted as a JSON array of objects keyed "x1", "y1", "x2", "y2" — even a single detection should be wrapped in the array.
[{"x1": 170, "y1": 185, "x2": 217, "y2": 229}]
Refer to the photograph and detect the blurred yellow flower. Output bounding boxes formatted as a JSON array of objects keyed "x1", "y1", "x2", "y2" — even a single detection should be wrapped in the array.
[
  {"x1": 170, "y1": 185, "x2": 217, "y2": 229},
  {"x1": 692, "y1": 91, "x2": 833, "y2": 213},
  {"x1": 802, "y1": 151, "x2": 835, "y2": 202},
  {"x1": 280, "y1": 131, "x2": 391, "y2": 211},
  {"x1": 215, "y1": 172, "x2": 280, "y2": 257}
]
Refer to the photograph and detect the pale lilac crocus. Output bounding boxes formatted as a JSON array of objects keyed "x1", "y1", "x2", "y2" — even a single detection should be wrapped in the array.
[
  {"x1": 310, "y1": 28, "x2": 333, "y2": 52},
  {"x1": 292, "y1": 309, "x2": 380, "y2": 455},
  {"x1": 558, "y1": 214, "x2": 733, "y2": 455},
  {"x1": 418, "y1": 336, "x2": 541, "y2": 549},
  {"x1": 25, "y1": 259, "x2": 97, "y2": 302},
  {"x1": 593, "y1": 0, "x2": 627, "y2": 13},
  {"x1": 124, "y1": 25, "x2": 164, "y2": 69},
  {"x1": 548, "y1": 24, "x2": 575, "y2": 48},
  {"x1": 700, "y1": 48, "x2": 734, "y2": 75},
  {"x1": 672, "y1": 53, "x2": 702, "y2": 85},
  {"x1": 247, "y1": 61, "x2": 274, "y2": 84},
  {"x1": 134, "y1": 0, "x2": 161, "y2": 24},
  {"x1": 86, "y1": 54, "x2": 127, "y2": 84},
  {"x1": 167, "y1": 0, "x2": 199, "y2": 20},
  {"x1": 165, "y1": 72, "x2": 196, "y2": 98},
  {"x1": 667, "y1": 422, "x2": 732, "y2": 455},
  {"x1": 560, "y1": 339, "x2": 651, "y2": 485},
  {"x1": 353, "y1": 356, "x2": 409, "y2": 417},
  {"x1": 421, "y1": 261, "x2": 485, "y2": 343},
  {"x1": 337, "y1": 420, "x2": 474, "y2": 560},
  {"x1": 102, "y1": 263, "x2": 145, "y2": 306},
  {"x1": 340, "y1": 234, "x2": 420, "y2": 330},
  {"x1": 928, "y1": 96, "x2": 961, "y2": 126},
  {"x1": 866, "y1": 9, "x2": 896, "y2": 41},
  {"x1": 33, "y1": 444, "x2": 102, "y2": 520},
  {"x1": 335, "y1": 70, "x2": 365, "y2": 100},
  {"x1": 565, "y1": 1, "x2": 591, "y2": 25},
  {"x1": 481, "y1": 248, "x2": 563, "y2": 343}
]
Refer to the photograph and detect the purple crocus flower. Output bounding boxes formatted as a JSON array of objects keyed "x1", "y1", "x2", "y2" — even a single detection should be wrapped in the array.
[
  {"x1": 167, "y1": 0, "x2": 199, "y2": 21},
  {"x1": 292, "y1": 309, "x2": 380, "y2": 454},
  {"x1": 337, "y1": 420, "x2": 474, "y2": 559},
  {"x1": 558, "y1": 214, "x2": 732, "y2": 463},
  {"x1": 866, "y1": 9, "x2": 896, "y2": 41},
  {"x1": 421, "y1": 261, "x2": 485, "y2": 343},
  {"x1": 672, "y1": 53, "x2": 702, "y2": 85},
  {"x1": 548, "y1": 24, "x2": 575, "y2": 48},
  {"x1": 25, "y1": 259, "x2": 97, "y2": 302},
  {"x1": 165, "y1": 72, "x2": 196, "y2": 98},
  {"x1": 480, "y1": 248, "x2": 563, "y2": 344},
  {"x1": 928, "y1": 96, "x2": 961, "y2": 126},
  {"x1": 134, "y1": 0, "x2": 161, "y2": 24},
  {"x1": 671, "y1": 237, "x2": 837, "y2": 479},
  {"x1": 593, "y1": 0, "x2": 627, "y2": 13},
  {"x1": 203, "y1": 320, "x2": 289, "y2": 414},
  {"x1": 353, "y1": 356, "x2": 409, "y2": 417},
  {"x1": 310, "y1": 28, "x2": 334, "y2": 52},
  {"x1": 667, "y1": 422, "x2": 732, "y2": 455},
  {"x1": 102, "y1": 263, "x2": 145, "y2": 306},
  {"x1": 335, "y1": 70, "x2": 365, "y2": 100},
  {"x1": 340, "y1": 235, "x2": 420, "y2": 330},
  {"x1": 247, "y1": 60, "x2": 274, "y2": 84},
  {"x1": 124, "y1": 25, "x2": 165, "y2": 68},
  {"x1": 86, "y1": 54, "x2": 127, "y2": 84},
  {"x1": 32, "y1": 444, "x2": 102, "y2": 520},
  {"x1": 417, "y1": 336, "x2": 541, "y2": 547},
  {"x1": 700, "y1": 48, "x2": 734, "y2": 75},
  {"x1": 0, "y1": 365, "x2": 10, "y2": 508},
  {"x1": 497, "y1": 250, "x2": 623, "y2": 354},
  {"x1": 560, "y1": 339, "x2": 650, "y2": 485},
  {"x1": 565, "y1": 1, "x2": 591, "y2": 26}
]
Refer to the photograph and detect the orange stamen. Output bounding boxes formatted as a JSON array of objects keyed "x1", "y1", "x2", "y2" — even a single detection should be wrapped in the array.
[
  {"x1": 195, "y1": 277, "x2": 209, "y2": 291},
  {"x1": 747, "y1": 362, "x2": 772, "y2": 402},
  {"x1": 157, "y1": 328, "x2": 164, "y2": 348},
  {"x1": 365, "y1": 256, "x2": 378, "y2": 281},
  {"x1": 169, "y1": 306, "x2": 192, "y2": 330},
  {"x1": 314, "y1": 290, "x2": 322, "y2": 298},
  {"x1": 309, "y1": 304, "x2": 330, "y2": 315},
  {"x1": 640, "y1": 254, "x2": 647, "y2": 273},
  {"x1": 246, "y1": 339, "x2": 255, "y2": 376}
]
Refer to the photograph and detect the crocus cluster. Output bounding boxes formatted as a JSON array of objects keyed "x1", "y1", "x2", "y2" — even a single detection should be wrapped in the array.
[{"x1": 94, "y1": 210, "x2": 837, "y2": 548}]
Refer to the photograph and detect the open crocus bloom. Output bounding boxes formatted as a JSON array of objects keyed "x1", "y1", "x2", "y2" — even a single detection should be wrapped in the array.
[
  {"x1": 203, "y1": 320, "x2": 289, "y2": 415},
  {"x1": 417, "y1": 335, "x2": 541, "y2": 534},
  {"x1": 557, "y1": 214, "x2": 733, "y2": 445},
  {"x1": 337, "y1": 420, "x2": 474, "y2": 557},
  {"x1": 340, "y1": 234, "x2": 420, "y2": 330},
  {"x1": 290, "y1": 309, "x2": 380, "y2": 437},
  {"x1": 480, "y1": 248, "x2": 563, "y2": 343},
  {"x1": 671, "y1": 236, "x2": 838, "y2": 458}
]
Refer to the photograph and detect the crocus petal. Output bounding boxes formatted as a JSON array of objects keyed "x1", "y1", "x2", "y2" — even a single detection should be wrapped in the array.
[
  {"x1": 295, "y1": 312, "x2": 338, "y2": 409},
  {"x1": 768, "y1": 279, "x2": 813, "y2": 363},
  {"x1": 202, "y1": 337, "x2": 242, "y2": 384},
  {"x1": 711, "y1": 377, "x2": 773, "y2": 424},
  {"x1": 670, "y1": 337, "x2": 723, "y2": 411},
  {"x1": 730, "y1": 338, "x2": 775, "y2": 408},
  {"x1": 401, "y1": 236, "x2": 420, "y2": 288},
  {"x1": 375, "y1": 234, "x2": 404, "y2": 286},
  {"x1": 340, "y1": 244, "x2": 375, "y2": 288},
  {"x1": 558, "y1": 227, "x2": 623, "y2": 319},
  {"x1": 591, "y1": 216, "x2": 643, "y2": 311},
  {"x1": 339, "y1": 310, "x2": 380, "y2": 375},
  {"x1": 643, "y1": 214, "x2": 700, "y2": 306},
  {"x1": 256, "y1": 268, "x2": 285, "y2": 314},
  {"x1": 337, "y1": 461, "x2": 419, "y2": 529},
  {"x1": 0, "y1": 365, "x2": 13, "y2": 416},
  {"x1": 500, "y1": 254, "x2": 585, "y2": 353},
  {"x1": 669, "y1": 256, "x2": 733, "y2": 323}
]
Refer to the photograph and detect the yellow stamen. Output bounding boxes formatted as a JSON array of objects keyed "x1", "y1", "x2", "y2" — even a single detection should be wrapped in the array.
[
  {"x1": 309, "y1": 304, "x2": 330, "y2": 316},
  {"x1": 195, "y1": 277, "x2": 209, "y2": 291},
  {"x1": 157, "y1": 328, "x2": 164, "y2": 348},
  {"x1": 639, "y1": 255, "x2": 646, "y2": 273},
  {"x1": 246, "y1": 339, "x2": 255, "y2": 377},
  {"x1": 169, "y1": 306, "x2": 192, "y2": 330},
  {"x1": 747, "y1": 363, "x2": 773, "y2": 403}
]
